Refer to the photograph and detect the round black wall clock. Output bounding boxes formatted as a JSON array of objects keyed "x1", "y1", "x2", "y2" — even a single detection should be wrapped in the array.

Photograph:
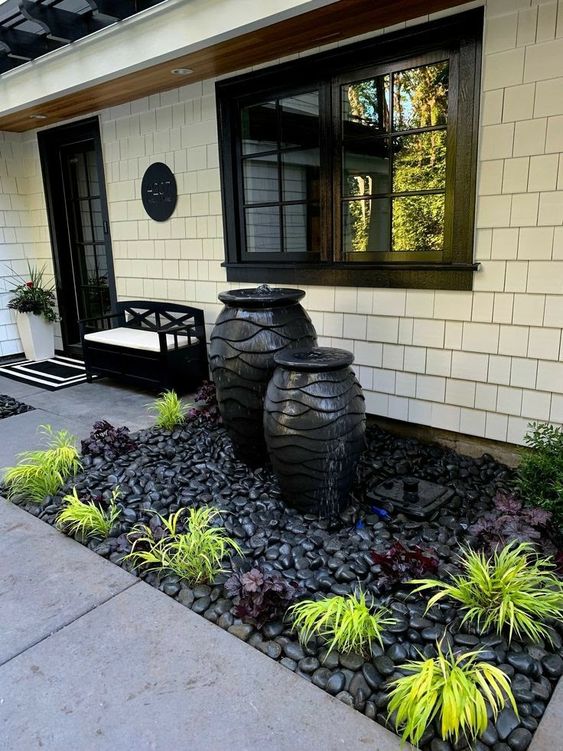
[{"x1": 141, "y1": 162, "x2": 177, "y2": 221}]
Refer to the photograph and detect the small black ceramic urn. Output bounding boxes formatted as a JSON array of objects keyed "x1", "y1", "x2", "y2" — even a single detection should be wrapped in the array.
[
  {"x1": 209, "y1": 285, "x2": 317, "y2": 465},
  {"x1": 264, "y1": 347, "x2": 366, "y2": 517}
]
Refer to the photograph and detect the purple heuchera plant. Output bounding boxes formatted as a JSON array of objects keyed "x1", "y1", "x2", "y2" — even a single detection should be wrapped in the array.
[
  {"x1": 186, "y1": 381, "x2": 221, "y2": 424},
  {"x1": 371, "y1": 541, "x2": 438, "y2": 592},
  {"x1": 225, "y1": 566, "x2": 301, "y2": 626},
  {"x1": 470, "y1": 492, "x2": 552, "y2": 552},
  {"x1": 81, "y1": 420, "x2": 137, "y2": 460}
]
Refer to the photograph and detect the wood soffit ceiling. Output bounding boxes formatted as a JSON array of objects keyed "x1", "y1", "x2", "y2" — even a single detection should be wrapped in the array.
[{"x1": 0, "y1": 0, "x2": 471, "y2": 132}]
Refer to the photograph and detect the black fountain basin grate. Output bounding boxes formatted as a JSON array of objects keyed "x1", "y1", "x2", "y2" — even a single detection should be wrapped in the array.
[{"x1": 367, "y1": 476, "x2": 454, "y2": 520}]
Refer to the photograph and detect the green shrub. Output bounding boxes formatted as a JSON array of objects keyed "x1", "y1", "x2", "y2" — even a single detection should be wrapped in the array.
[
  {"x1": 517, "y1": 422, "x2": 563, "y2": 528},
  {"x1": 387, "y1": 640, "x2": 517, "y2": 747},
  {"x1": 288, "y1": 590, "x2": 396, "y2": 656},
  {"x1": 148, "y1": 390, "x2": 186, "y2": 430},
  {"x1": 56, "y1": 486, "x2": 120, "y2": 539},
  {"x1": 412, "y1": 542, "x2": 563, "y2": 644},
  {"x1": 125, "y1": 506, "x2": 242, "y2": 584},
  {"x1": 4, "y1": 426, "x2": 81, "y2": 502}
]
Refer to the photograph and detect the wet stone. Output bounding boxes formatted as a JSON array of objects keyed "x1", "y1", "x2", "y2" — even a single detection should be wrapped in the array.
[
  {"x1": 387, "y1": 643, "x2": 408, "y2": 663},
  {"x1": 349, "y1": 672, "x2": 370, "y2": 699},
  {"x1": 495, "y1": 708, "x2": 520, "y2": 740},
  {"x1": 298, "y1": 656, "x2": 319, "y2": 674},
  {"x1": 542, "y1": 653, "x2": 563, "y2": 679},
  {"x1": 326, "y1": 672, "x2": 346, "y2": 695},
  {"x1": 280, "y1": 657, "x2": 297, "y2": 671},
  {"x1": 339, "y1": 652, "x2": 364, "y2": 671},
  {"x1": 507, "y1": 654, "x2": 536, "y2": 676},
  {"x1": 318, "y1": 649, "x2": 339, "y2": 669},
  {"x1": 506, "y1": 728, "x2": 532, "y2": 751},
  {"x1": 262, "y1": 621, "x2": 284, "y2": 639},
  {"x1": 227, "y1": 623, "x2": 253, "y2": 641},
  {"x1": 362, "y1": 663, "x2": 382, "y2": 690},
  {"x1": 283, "y1": 642, "x2": 305, "y2": 661},
  {"x1": 373, "y1": 656, "x2": 394, "y2": 676},
  {"x1": 422, "y1": 626, "x2": 442, "y2": 641},
  {"x1": 311, "y1": 667, "x2": 331, "y2": 689},
  {"x1": 336, "y1": 691, "x2": 354, "y2": 706}
]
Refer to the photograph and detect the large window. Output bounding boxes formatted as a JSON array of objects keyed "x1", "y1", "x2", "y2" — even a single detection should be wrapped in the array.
[{"x1": 217, "y1": 10, "x2": 482, "y2": 290}]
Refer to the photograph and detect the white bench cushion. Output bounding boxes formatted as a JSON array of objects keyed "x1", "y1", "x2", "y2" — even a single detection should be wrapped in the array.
[{"x1": 84, "y1": 327, "x2": 190, "y2": 353}]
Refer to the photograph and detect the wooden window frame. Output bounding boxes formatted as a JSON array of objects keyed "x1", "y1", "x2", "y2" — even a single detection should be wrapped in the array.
[{"x1": 217, "y1": 9, "x2": 483, "y2": 290}]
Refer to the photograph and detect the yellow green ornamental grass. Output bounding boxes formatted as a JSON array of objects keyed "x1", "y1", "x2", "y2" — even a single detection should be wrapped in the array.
[
  {"x1": 56, "y1": 486, "x2": 121, "y2": 540},
  {"x1": 125, "y1": 506, "x2": 242, "y2": 585},
  {"x1": 387, "y1": 641, "x2": 517, "y2": 747},
  {"x1": 411, "y1": 542, "x2": 563, "y2": 644},
  {"x1": 288, "y1": 590, "x2": 396, "y2": 656},
  {"x1": 148, "y1": 390, "x2": 186, "y2": 430},
  {"x1": 4, "y1": 426, "x2": 81, "y2": 502}
]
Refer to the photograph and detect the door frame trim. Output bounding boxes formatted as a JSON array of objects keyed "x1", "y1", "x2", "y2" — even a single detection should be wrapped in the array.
[{"x1": 38, "y1": 116, "x2": 117, "y2": 355}]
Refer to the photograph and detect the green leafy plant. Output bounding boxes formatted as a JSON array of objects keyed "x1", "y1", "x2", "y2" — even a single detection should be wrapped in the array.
[
  {"x1": 3, "y1": 426, "x2": 81, "y2": 502},
  {"x1": 288, "y1": 590, "x2": 396, "y2": 656},
  {"x1": 125, "y1": 506, "x2": 242, "y2": 584},
  {"x1": 7, "y1": 263, "x2": 59, "y2": 322},
  {"x1": 148, "y1": 390, "x2": 187, "y2": 430},
  {"x1": 412, "y1": 542, "x2": 563, "y2": 644},
  {"x1": 387, "y1": 640, "x2": 517, "y2": 747},
  {"x1": 517, "y1": 422, "x2": 563, "y2": 528},
  {"x1": 57, "y1": 486, "x2": 120, "y2": 539}
]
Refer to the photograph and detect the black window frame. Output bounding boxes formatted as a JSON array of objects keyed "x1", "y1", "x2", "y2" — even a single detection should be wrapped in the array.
[{"x1": 217, "y1": 9, "x2": 483, "y2": 291}]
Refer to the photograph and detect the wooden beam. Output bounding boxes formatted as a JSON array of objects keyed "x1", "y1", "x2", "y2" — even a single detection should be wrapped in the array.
[{"x1": 1, "y1": 0, "x2": 471, "y2": 131}]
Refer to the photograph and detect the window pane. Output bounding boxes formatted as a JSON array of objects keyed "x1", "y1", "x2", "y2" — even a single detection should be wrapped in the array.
[
  {"x1": 392, "y1": 194, "x2": 445, "y2": 251},
  {"x1": 280, "y1": 92, "x2": 319, "y2": 149},
  {"x1": 343, "y1": 198, "x2": 390, "y2": 253},
  {"x1": 243, "y1": 155, "x2": 279, "y2": 204},
  {"x1": 393, "y1": 61, "x2": 448, "y2": 131},
  {"x1": 343, "y1": 139, "x2": 390, "y2": 197},
  {"x1": 245, "y1": 206, "x2": 281, "y2": 253},
  {"x1": 282, "y1": 149, "x2": 320, "y2": 202},
  {"x1": 283, "y1": 203, "x2": 319, "y2": 253},
  {"x1": 392, "y1": 131, "x2": 447, "y2": 192},
  {"x1": 342, "y1": 76, "x2": 390, "y2": 138},
  {"x1": 241, "y1": 101, "x2": 277, "y2": 155}
]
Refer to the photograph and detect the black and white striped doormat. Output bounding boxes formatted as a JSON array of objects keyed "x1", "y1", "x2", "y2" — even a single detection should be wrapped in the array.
[{"x1": 0, "y1": 355, "x2": 97, "y2": 391}]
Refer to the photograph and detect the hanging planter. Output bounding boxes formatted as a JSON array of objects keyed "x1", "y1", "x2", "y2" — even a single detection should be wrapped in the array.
[
  {"x1": 7, "y1": 265, "x2": 58, "y2": 361},
  {"x1": 264, "y1": 347, "x2": 366, "y2": 517},
  {"x1": 209, "y1": 285, "x2": 317, "y2": 466}
]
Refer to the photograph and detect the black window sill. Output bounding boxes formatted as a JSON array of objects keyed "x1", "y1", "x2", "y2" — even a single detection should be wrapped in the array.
[{"x1": 223, "y1": 262, "x2": 480, "y2": 290}]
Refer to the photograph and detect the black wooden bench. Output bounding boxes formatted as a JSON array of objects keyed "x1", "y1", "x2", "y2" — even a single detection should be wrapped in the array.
[{"x1": 79, "y1": 300, "x2": 208, "y2": 393}]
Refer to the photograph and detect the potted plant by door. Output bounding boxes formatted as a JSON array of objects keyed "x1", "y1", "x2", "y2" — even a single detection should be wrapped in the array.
[{"x1": 7, "y1": 265, "x2": 58, "y2": 360}]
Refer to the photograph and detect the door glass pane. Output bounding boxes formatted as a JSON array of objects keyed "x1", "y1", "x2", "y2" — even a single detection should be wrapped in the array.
[
  {"x1": 342, "y1": 75, "x2": 390, "y2": 138},
  {"x1": 392, "y1": 194, "x2": 445, "y2": 251},
  {"x1": 241, "y1": 101, "x2": 278, "y2": 155},
  {"x1": 392, "y1": 131, "x2": 447, "y2": 192},
  {"x1": 393, "y1": 62, "x2": 449, "y2": 131},
  {"x1": 243, "y1": 155, "x2": 279, "y2": 204},
  {"x1": 78, "y1": 200, "x2": 93, "y2": 242},
  {"x1": 90, "y1": 199, "x2": 105, "y2": 242},
  {"x1": 343, "y1": 198, "x2": 390, "y2": 253},
  {"x1": 283, "y1": 203, "x2": 319, "y2": 253},
  {"x1": 282, "y1": 149, "x2": 320, "y2": 201},
  {"x1": 75, "y1": 153, "x2": 89, "y2": 198},
  {"x1": 343, "y1": 139, "x2": 390, "y2": 197},
  {"x1": 86, "y1": 150, "x2": 100, "y2": 196},
  {"x1": 245, "y1": 206, "x2": 281, "y2": 252},
  {"x1": 280, "y1": 91, "x2": 319, "y2": 149}
]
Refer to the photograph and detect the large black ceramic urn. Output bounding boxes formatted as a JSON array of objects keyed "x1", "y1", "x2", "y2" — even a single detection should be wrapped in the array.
[
  {"x1": 209, "y1": 285, "x2": 317, "y2": 465},
  {"x1": 264, "y1": 347, "x2": 366, "y2": 517}
]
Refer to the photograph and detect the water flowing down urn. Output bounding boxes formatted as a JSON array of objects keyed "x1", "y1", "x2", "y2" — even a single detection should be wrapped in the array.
[
  {"x1": 264, "y1": 347, "x2": 366, "y2": 517},
  {"x1": 209, "y1": 285, "x2": 317, "y2": 465}
]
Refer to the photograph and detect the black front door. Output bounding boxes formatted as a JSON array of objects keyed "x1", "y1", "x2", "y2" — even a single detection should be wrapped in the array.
[{"x1": 38, "y1": 118, "x2": 116, "y2": 356}]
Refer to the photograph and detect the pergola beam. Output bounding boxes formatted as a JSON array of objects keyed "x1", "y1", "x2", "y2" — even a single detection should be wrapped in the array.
[
  {"x1": 0, "y1": 52, "x2": 24, "y2": 73},
  {"x1": 85, "y1": 0, "x2": 137, "y2": 21},
  {"x1": 0, "y1": 26, "x2": 64, "y2": 60},
  {"x1": 18, "y1": 0, "x2": 114, "y2": 43}
]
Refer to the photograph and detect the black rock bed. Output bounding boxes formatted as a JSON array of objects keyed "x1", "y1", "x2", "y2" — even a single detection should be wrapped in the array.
[
  {"x1": 15, "y1": 421, "x2": 563, "y2": 751},
  {"x1": 0, "y1": 394, "x2": 34, "y2": 420}
]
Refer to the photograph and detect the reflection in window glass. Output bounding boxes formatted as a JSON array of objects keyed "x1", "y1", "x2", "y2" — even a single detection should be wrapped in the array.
[
  {"x1": 392, "y1": 131, "x2": 447, "y2": 192},
  {"x1": 243, "y1": 155, "x2": 279, "y2": 205},
  {"x1": 283, "y1": 203, "x2": 319, "y2": 253},
  {"x1": 282, "y1": 149, "x2": 320, "y2": 202},
  {"x1": 392, "y1": 194, "x2": 445, "y2": 251},
  {"x1": 241, "y1": 101, "x2": 278, "y2": 155},
  {"x1": 343, "y1": 139, "x2": 390, "y2": 197},
  {"x1": 245, "y1": 206, "x2": 281, "y2": 252},
  {"x1": 342, "y1": 76, "x2": 390, "y2": 136},
  {"x1": 343, "y1": 198, "x2": 390, "y2": 253},
  {"x1": 393, "y1": 62, "x2": 448, "y2": 131},
  {"x1": 280, "y1": 92, "x2": 319, "y2": 149}
]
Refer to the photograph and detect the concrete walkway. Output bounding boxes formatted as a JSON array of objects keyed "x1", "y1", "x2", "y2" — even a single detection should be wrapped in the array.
[
  {"x1": 0, "y1": 499, "x2": 405, "y2": 751},
  {"x1": 0, "y1": 376, "x2": 405, "y2": 750}
]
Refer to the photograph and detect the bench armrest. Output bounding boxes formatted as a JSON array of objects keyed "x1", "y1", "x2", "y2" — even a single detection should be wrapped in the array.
[{"x1": 79, "y1": 312, "x2": 125, "y2": 336}]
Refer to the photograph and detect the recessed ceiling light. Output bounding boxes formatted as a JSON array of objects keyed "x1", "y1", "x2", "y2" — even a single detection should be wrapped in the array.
[
  {"x1": 29, "y1": 114, "x2": 47, "y2": 120},
  {"x1": 171, "y1": 67, "x2": 193, "y2": 76}
]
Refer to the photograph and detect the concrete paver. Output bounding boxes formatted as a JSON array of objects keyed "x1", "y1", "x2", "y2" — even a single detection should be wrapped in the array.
[{"x1": 0, "y1": 500, "x2": 136, "y2": 665}]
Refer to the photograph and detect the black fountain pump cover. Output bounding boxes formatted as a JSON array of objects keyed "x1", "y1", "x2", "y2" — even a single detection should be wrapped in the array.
[
  {"x1": 218, "y1": 284, "x2": 306, "y2": 309},
  {"x1": 368, "y1": 476, "x2": 454, "y2": 520}
]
